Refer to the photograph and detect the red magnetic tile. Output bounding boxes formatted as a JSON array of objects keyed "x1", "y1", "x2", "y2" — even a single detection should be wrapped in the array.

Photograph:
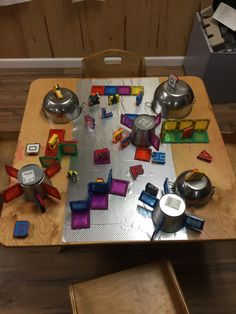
[
  {"x1": 134, "y1": 147, "x2": 152, "y2": 162},
  {"x1": 2, "y1": 183, "x2": 23, "y2": 203},
  {"x1": 44, "y1": 129, "x2": 65, "y2": 156},
  {"x1": 91, "y1": 86, "x2": 105, "y2": 95}
]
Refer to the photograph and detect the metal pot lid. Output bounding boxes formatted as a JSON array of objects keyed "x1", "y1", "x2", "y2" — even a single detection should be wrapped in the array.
[{"x1": 43, "y1": 85, "x2": 80, "y2": 116}]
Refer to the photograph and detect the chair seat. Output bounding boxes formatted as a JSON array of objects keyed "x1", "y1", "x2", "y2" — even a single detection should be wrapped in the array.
[{"x1": 69, "y1": 261, "x2": 189, "y2": 314}]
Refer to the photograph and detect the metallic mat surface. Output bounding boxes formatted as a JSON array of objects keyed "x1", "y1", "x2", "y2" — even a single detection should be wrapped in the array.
[{"x1": 62, "y1": 78, "x2": 187, "y2": 243}]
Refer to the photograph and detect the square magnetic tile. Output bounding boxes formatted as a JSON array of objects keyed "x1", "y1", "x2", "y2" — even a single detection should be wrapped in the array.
[
  {"x1": 71, "y1": 211, "x2": 90, "y2": 229},
  {"x1": 109, "y1": 179, "x2": 129, "y2": 197},
  {"x1": 70, "y1": 200, "x2": 89, "y2": 212},
  {"x1": 91, "y1": 85, "x2": 105, "y2": 95},
  {"x1": 117, "y1": 86, "x2": 131, "y2": 95},
  {"x1": 104, "y1": 86, "x2": 118, "y2": 96},
  {"x1": 90, "y1": 193, "x2": 109, "y2": 209},
  {"x1": 134, "y1": 147, "x2": 152, "y2": 162},
  {"x1": 13, "y1": 221, "x2": 30, "y2": 238}
]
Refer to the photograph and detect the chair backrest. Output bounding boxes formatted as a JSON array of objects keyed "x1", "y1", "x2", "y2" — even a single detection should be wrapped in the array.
[{"x1": 82, "y1": 49, "x2": 146, "y2": 78}]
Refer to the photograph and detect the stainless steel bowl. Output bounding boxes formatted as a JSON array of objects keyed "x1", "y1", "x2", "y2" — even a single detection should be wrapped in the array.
[
  {"x1": 173, "y1": 170, "x2": 215, "y2": 207},
  {"x1": 151, "y1": 79, "x2": 195, "y2": 119},
  {"x1": 43, "y1": 87, "x2": 81, "y2": 124}
]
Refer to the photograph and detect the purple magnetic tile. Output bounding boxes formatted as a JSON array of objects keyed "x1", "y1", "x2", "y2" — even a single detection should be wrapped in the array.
[
  {"x1": 154, "y1": 113, "x2": 161, "y2": 126},
  {"x1": 71, "y1": 211, "x2": 90, "y2": 229},
  {"x1": 90, "y1": 193, "x2": 109, "y2": 210},
  {"x1": 117, "y1": 86, "x2": 131, "y2": 95},
  {"x1": 120, "y1": 114, "x2": 133, "y2": 129},
  {"x1": 150, "y1": 132, "x2": 160, "y2": 151},
  {"x1": 109, "y1": 179, "x2": 129, "y2": 197}
]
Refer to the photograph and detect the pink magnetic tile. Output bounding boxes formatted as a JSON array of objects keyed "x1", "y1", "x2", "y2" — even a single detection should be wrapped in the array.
[
  {"x1": 71, "y1": 211, "x2": 90, "y2": 229},
  {"x1": 109, "y1": 179, "x2": 129, "y2": 197},
  {"x1": 90, "y1": 193, "x2": 109, "y2": 210},
  {"x1": 117, "y1": 86, "x2": 131, "y2": 95},
  {"x1": 134, "y1": 147, "x2": 152, "y2": 162}
]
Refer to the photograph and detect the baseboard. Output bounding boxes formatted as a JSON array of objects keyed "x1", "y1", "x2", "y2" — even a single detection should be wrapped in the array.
[{"x1": 0, "y1": 56, "x2": 185, "y2": 68}]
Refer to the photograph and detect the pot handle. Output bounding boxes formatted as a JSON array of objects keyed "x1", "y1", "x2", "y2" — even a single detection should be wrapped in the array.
[{"x1": 210, "y1": 186, "x2": 215, "y2": 198}]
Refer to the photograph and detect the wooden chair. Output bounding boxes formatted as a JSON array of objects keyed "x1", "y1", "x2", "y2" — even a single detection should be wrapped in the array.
[{"x1": 82, "y1": 49, "x2": 146, "y2": 78}]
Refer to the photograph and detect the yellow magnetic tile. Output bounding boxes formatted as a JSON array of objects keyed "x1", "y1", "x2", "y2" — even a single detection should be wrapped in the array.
[
  {"x1": 194, "y1": 119, "x2": 210, "y2": 130},
  {"x1": 131, "y1": 86, "x2": 144, "y2": 96},
  {"x1": 179, "y1": 120, "x2": 193, "y2": 130},
  {"x1": 163, "y1": 121, "x2": 178, "y2": 131}
]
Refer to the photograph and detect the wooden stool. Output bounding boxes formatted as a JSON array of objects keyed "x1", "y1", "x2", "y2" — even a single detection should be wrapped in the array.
[{"x1": 69, "y1": 261, "x2": 189, "y2": 314}]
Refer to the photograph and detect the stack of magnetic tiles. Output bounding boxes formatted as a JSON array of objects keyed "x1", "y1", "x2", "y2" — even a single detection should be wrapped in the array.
[{"x1": 69, "y1": 170, "x2": 129, "y2": 229}]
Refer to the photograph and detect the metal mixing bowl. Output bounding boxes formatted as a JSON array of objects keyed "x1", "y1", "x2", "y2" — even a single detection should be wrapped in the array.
[
  {"x1": 173, "y1": 170, "x2": 215, "y2": 207},
  {"x1": 42, "y1": 87, "x2": 81, "y2": 124},
  {"x1": 151, "y1": 79, "x2": 195, "y2": 119}
]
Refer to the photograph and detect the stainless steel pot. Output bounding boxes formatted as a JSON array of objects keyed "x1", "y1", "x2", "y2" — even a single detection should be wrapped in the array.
[
  {"x1": 17, "y1": 164, "x2": 51, "y2": 202},
  {"x1": 152, "y1": 193, "x2": 186, "y2": 233},
  {"x1": 151, "y1": 79, "x2": 195, "y2": 119},
  {"x1": 42, "y1": 86, "x2": 81, "y2": 123},
  {"x1": 130, "y1": 114, "x2": 155, "y2": 147},
  {"x1": 173, "y1": 170, "x2": 215, "y2": 207}
]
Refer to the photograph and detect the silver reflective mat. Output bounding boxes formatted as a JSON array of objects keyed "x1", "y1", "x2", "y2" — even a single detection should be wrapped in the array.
[{"x1": 62, "y1": 78, "x2": 188, "y2": 243}]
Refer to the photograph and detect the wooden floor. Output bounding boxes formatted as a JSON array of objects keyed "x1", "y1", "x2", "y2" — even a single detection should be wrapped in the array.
[{"x1": 0, "y1": 68, "x2": 235, "y2": 314}]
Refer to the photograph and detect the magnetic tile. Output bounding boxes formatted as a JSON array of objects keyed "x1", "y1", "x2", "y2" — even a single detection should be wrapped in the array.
[
  {"x1": 131, "y1": 86, "x2": 144, "y2": 96},
  {"x1": 90, "y1": 193, "x2": 109, "y2": 209},
  {"x1": 117, "y1": 86, "x2": 131, "y2": 95},
  {"x1": 13, "y1": 221, "x2": 30, "y2": 238},
  {"x1": 138, "y1": 190, "x2": 159, "y2": 208},
  {"x1": 70, "y1": 200, "x2": 89, "y2": 212},
  {"x1": 71, "y1": 211, "x2": 90, "y2": 229},
  {"x1": 109, "y1": 179, "x2": 129, "y2": 197},
  {"x1": 134, "y1": 147, "x2": 152, "y2": 162},
  {"x1": 91, "y1": 85, "x2": 105, "y2": 95},
  {"x1": 104, "y1": 86, "x2": 118, "y2": 95}
]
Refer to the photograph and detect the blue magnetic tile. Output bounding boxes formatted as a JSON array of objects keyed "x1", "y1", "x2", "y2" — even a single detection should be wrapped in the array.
[
  {"x1": 107, "y1": 169, "x2": 113, "y2": 188},
  {"x1": 88, "y1": 182, "x2": 109, "y2": 194},
  {"x1": 13, "y1": 221, "x2": 30, "y2": 238},
  {"x1": 125, "y1": 113, "x2": 139, "y2": 120},
  {"x1": 185, "y1": 214, "x2": 205, "y2": 231},
  {"x1": 163, "y1": 178, "x2": 173, "y2": 194},
  {"x1": 138, "y1": 190, "x2": 159, "y2": 208},
  {"x1": 152, "y1": 152, "x2": 166, "y2": 164},
  {"x1": 104, "y1": 86, "x2": 118, "y2": 96},
  {"x1": 69, "y1": 200, "x2": 88, "y2": 212}
]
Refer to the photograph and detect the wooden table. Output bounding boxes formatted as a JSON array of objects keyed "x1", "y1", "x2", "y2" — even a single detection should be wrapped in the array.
[{"x1": 0, "y1": 77, "x2": 235, "y2": 246}]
